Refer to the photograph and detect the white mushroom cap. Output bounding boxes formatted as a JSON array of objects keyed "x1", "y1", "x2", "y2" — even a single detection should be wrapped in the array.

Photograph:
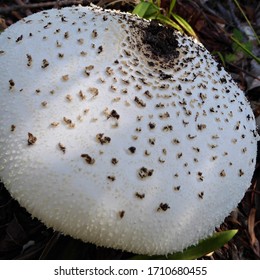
[{"x1": 0, "y1": 5, "x2": 258, "y2": 255}]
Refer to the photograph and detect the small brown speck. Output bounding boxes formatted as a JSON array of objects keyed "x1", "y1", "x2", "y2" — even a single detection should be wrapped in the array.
[
  {"x1": 111, "y1": 158, "x2": 118, "y2": 165},
  {"x1": 92, "y1": 29, "x2": 98, "y2": 38},
  {"x1": 9, "y1": 79, "x2": 15, "y2": 90},
  {"x1": 84, "y1": 65, "x2": 94, "y2": 77},
  {"x1": 16, "y1": 34, "x2": 23, "y2": 43},
  {"x1": 11, "y1": 125, "x2": 16, "y2": 132},
  {"x1": 27, "y1": 132, "x2": 37, "y2": 145},
  {"x1": 26, "y1": 54, "x2": 32, "y2": 67},
  {"x1": 220, "y1": 170, "x2": 226, "y2": 177},
  {"x1": 157, "y1": 203, "x2": 170, "y2": 211},
  {"x1": 78, "y1": 90, "x2": 86, "y2": 100},
  {"x1": 128, "y1": 146, "x2": 136, "y2": 154},
  {"x1": 41, "y1": 59, "x2": 49, "y2": 69},
  {"x1": 89, "y1": 87, "x2": 99, "y2": 97},
  {"x1": 119, "y1": 210, "x2": 125, "y2": 219},
  {"x1": 197, "y1": 124, "x2": 207, "y2": 131},
  {"x1": 159, "y1": 112, "x2": 170, "y2": 119},
  {"x1": 77, "y1": 38, "x2": 84, "y2": 45},
  {"x1": 66, "y1": 94, "x2": 73, "y2": 102},
  {"x1": 51, "y1": 122, "x2": 60, "y2": 127},
  {"x1": 197, "y1": 172, "x2": 204, "y2": 181},
  {"x1": 134, "y1": 96, "x2": 146, "y2": 108},
  {"x1": 235, "y1": 121, "x2": 241, "y2": 130},
  {"x1": 162, "y1": 125, "x2": 173, "y2": 132},
  {"x1": 239, "y1": 169, "x2": 244, "y2": 176},
  {"x1": 177, "y1": 153, "x2": 183, "y2": 159},
  {"x1": 144, "y1": 90, "x2": 153, "y2": 99},
  {"x1": 192, "y1": 147, "x2": 200, "y2": 152},
  {"x1": 80, "y1": 51, "x2": 87, "y2": 56},
  {"x1": 136, "y1": 115, "x2": 143, "y2": 121},
  {"x1": 62, "y1": 75, "x2": 69, "y2": 81},
  {"x1": 41, "y1": 101, "x2": 47, "y2": 107},
  {"x1": 96, "y1": 133, "x2": 111, "y2": 145},
  {"x1": 209, "y1": 144, "x2": 218, "y2": 149},
  {"x1": 174, "y1": 186, "x2": 181, "y2": 191},
  {"x1": 105, "y1": 67, "x2": 114, "y2": 76},
  {"x1": 149, "y1": 138, "x2": 156, "y2": 145},
  {"x1": 63, "y1": 117, "x2": 75, "y2": 128},
  {"x1": 138, "y1": 167, "x2": 154, "y2": 178},
  {"x1": 148, "y1": 122, "x2": 156, "y2": 129},
  {"x1": 135, "y1": 192, "x2": 145, "y2": 199},
  {"x1": 108, "y1": 109, "x2": 120, "y2": 120},
  {"x1": 187, "y1": 134, "x2": 197, "y2": 140},
  {"x1": 110, "y1": 85, "x2": 117, "y2": 91},
  {"x1": 158, "y1": 157, "x2": 165, "y2": 163},
  {"x1": 81, "y1": 154, "x2": 95, "y2": 165},
  {"x1": 58, "y1": 143, "x2": 66, "y2": 154},
  {"x1": 198, "y1": 191, "x2": 204, "y2": 199},
  {"x1": 56, "y1": 40, "x2": 62, "y2": 47},
  {"x1": 172, "y1": 138, "x2": 180, "y2": 144},
  {"x1": 107, "y1": 175, "x2": 116, "y2": 181},
  {"x1": 97, "y1": 46, "x2": 103, "y2": 54}
]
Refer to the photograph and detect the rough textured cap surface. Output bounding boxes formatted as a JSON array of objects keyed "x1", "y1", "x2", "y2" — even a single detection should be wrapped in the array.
[{"x1": 0, "y1": 5, "x2": 258, "y2": 255}]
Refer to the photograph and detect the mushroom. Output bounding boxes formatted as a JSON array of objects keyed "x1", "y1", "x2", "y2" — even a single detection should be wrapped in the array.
[{"x1": 0, "y1": 5, "x2": 258, "y2": 256}]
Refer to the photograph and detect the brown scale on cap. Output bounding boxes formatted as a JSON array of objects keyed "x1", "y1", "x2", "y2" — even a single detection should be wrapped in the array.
[
  {"x1": 81, "y1": 154, "x2": 95, "y2": 165},
  {"x1": 119, "y1": 210, "x2": 125, "y2": 219},
  {"x1": 10, "y1": 125, "x2": 16, "y2": 132},
  {"x1": 138, "y1": 167, "x2": 154, "y2": 178},
  {"x1": 157, "y1": 202, "x2": 170, "y2": 212},
  {"x1": 62, "y1": 75, "x2": 69, "y2": 81},
  {"x1": 58, "y1": 143, "x2": 66, "y2": 154},
  {"x1": 135, "y1": 192, "x2": 145, "y2": 199},
  {"x1": 96, "y1": 133, "x2": 111, "y2": 145},
  {"x1": 27, "y1": 132, "x2": 37, "y2": 145},
  {"x1": 26, "y1": 54, "x2": 32, "y2": 67},
  {"x1": 9, "y1": 79, "x2": 15, "y2": 90},
  {"x1": 63, "y1": 117, "x2": 75, "y2": 128},
  {"x1": 41, "y1": 59, "x2": 49, "y2": 69}
]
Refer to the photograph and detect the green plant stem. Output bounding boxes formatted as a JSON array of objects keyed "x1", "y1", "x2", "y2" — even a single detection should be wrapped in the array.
[
  {"x1": 168, "y1": 0, "x2": 177, "y2": 17},
  {"x1": 231, "y1": 36, "x2": 260, "y2": 63},
  {"x1": 233, "y1": 0, "x2": 260, "y2": 45}
]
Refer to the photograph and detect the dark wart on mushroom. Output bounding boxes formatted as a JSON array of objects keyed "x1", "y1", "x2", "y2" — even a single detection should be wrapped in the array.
[{"x1": 0, "y1": 5, "x2": 258, "y2": 256}]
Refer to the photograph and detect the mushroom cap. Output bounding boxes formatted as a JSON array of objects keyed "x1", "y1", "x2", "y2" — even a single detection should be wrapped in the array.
[{"x1": 0, "y1": 5, "x2": 258, "y2": 255}]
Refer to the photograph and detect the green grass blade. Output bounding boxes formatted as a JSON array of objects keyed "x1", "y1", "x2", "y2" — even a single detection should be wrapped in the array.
[
  {"x1": 168, "y1": 230, "x2": 238, "y2": 260},
  {"x1": 156, "y1": 13, "x2": 183, "y2": 32},
  {"x1": 130, "y1": 230, "x2": 238, "y2": 260},
  {"x1": 213, "y1": 51, "x2": 226, "y2": 67},
  {"x1": 171, "y1": 12, "x2": 197, "y2": 38},
  {"x1": 231, "y1": 36, "x2": 260, "y2": 63},
  {"x1": 232, "y1": 0, "x2": 260, "y2": 45},
  {"x1": 132, "y1": 1, "x2": 159, "y2": 18},
  {"x1": 168, "y1": 0, "x2": 177, "y2": 17}
]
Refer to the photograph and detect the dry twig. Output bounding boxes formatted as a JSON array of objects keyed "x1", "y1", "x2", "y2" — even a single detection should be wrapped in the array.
[{"x1": 0, "y1": 0, "x2": 91, "y2": 14}]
